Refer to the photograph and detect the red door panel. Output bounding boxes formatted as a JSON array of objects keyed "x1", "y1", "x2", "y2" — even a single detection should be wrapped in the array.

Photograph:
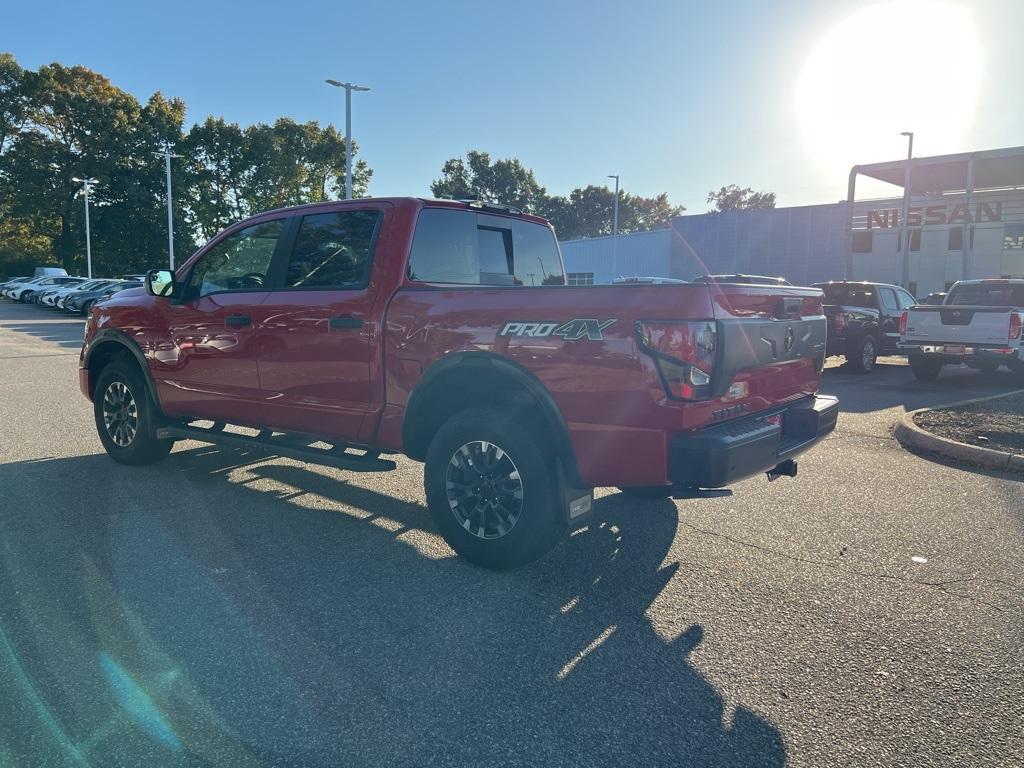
[
  {"x1": 254, "y1": 290, "x2": 376, "y2": 439},
  {"x1": 156, "y1": 292, "x2": 270, "y2": 426}
]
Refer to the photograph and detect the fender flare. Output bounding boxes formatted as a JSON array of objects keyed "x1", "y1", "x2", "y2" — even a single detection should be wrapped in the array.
[
  {"x1": 83, "y1": 329, "x2": 161, "y2": 408},
  {"x1": 403, "y1": 352, "x2": 581, "y2": 485}
]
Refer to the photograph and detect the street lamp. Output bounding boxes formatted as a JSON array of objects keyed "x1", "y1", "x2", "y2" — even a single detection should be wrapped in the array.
[
  {"x1": 326, "y1": 79, "x2": 370, "y2": 200},
  {"x1": 71, "y1": 177, "x2": 98, "y2": 278},
  {"x1": 898, "y1": 132, "x2": 914, "y2": 288},
  {"x1": 153, "y1": 142, "x2": 181, "y2": 270},
  {"x1": 901, "y1": 131, "x2": 914, "y2": 159}
]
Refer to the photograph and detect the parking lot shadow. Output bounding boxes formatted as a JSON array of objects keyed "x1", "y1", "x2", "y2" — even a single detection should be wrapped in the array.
[
  {"x1": 0, "y1": 319, "x2": 86, "y2": 350},
  {"x1": 821, "y1": 360, "x2": 1022, "y2": 415},
  {"x1": 0, "y1": 447, "x2": 785, "y2": 767}
]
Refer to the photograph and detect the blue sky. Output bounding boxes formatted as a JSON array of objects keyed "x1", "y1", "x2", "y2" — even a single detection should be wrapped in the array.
[{"x1": 5, "y1": 0, "x2": 1022, "y2": 212}]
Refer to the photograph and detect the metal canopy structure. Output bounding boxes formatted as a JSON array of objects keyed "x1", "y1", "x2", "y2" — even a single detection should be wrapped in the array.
[{"x1": 846, "y1": 145, "x2": 1024, "y2": 282}]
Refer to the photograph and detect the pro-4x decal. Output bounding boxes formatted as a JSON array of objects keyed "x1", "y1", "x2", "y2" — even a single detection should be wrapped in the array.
[{"x1": 499, "y1": 319, "x2": 617, "y2": 341}]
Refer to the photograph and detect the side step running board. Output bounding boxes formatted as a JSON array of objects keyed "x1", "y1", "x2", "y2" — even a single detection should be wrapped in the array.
[{"x1": 156, "y1": 423, "x2": 397, "y2": 473}]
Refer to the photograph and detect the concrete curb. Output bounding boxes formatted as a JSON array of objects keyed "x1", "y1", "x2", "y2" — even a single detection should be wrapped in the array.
[{"x1": 893, "y1": 389, "x2": 1024, "y2": 472}]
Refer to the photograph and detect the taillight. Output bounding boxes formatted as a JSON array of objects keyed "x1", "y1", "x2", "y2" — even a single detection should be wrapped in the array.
[
  {"x1": 835, "y1": 312, "x2": 848, "y2": 332},
  {"x1": 1010, "y1": 312, "x2": 1022, "y2": 341},
  {"x1": 899, "y1": 310, "x2": 908, "y2": 336},
  {"x1": 636, "y1": 320, "x2": 717, "y2": 400}
]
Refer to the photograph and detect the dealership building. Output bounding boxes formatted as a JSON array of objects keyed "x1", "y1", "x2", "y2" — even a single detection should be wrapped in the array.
[{"x1": 559, "y1": 145, "x2": 1024, "y2": 297}]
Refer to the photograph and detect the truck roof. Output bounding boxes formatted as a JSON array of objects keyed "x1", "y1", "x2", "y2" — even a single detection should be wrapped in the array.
[
  {"x1": 953, "y1": 277, "x2": 1024, "y2": 285},
  {"x1": 813, "y1": 280, "x2": 906, "y2": 290},
  {"x1": 254, "y1": 197, "x2": 552, "y2": 227}
]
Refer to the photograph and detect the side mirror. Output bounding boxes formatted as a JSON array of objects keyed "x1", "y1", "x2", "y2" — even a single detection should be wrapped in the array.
[{"x1": 146, "y1": 269, "x2": 176, "y2": 298}]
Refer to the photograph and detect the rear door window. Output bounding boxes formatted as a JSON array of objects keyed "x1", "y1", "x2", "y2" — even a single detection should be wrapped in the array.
[
  {"x1": 409, "y1": 208, "x2": 565, "y2": 286},
  {"x1": 878, "y1": 288, "x2": 898, "y2": 313},
  {"x1": 284, "y1": 210, "x2": 381, "y2": 289}
]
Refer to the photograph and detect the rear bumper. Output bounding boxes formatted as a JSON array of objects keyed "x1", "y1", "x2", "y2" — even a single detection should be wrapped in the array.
[
  {"x1": 899, "y1": 343, "x2": 1022, "y2": 364},
  {"x1": 669, "y1": 394, "x2": 839, "y2": 488}
]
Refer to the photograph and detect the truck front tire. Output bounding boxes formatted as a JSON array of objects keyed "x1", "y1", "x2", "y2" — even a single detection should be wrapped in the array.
[
  {"x1": 93, "y1": 359, "x2": 174, "y2": 465},
  {"x1": 424, "y1": 407, "x2": 565, "y2": 569}
]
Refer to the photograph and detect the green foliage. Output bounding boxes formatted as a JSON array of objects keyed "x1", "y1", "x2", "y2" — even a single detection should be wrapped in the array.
[
  {"x1": 706, "y1": 184, "x2": 776, "y2": 212},
  {"x1": 0, "y1": 53, "x2": 372, "y2": 279},
  {"x1": 432, "y1": 150, "x2": 686, "y2": 240},
  {"x1": 431, "y1": 151, "x2": 547, "y2": 213}
]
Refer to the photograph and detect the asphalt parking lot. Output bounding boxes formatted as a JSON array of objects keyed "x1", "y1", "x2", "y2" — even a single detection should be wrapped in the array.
[{"x1": 0, "y1": 299, "x2": 1021, "y2": 768}]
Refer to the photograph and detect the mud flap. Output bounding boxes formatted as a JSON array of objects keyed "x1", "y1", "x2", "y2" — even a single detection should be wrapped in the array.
[{"x1": 557, "y1": 456, "x2": 595, "y2": 528}]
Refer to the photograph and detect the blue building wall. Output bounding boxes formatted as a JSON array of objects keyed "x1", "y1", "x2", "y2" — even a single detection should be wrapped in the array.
[
  {"x1": 669, "y1": 203, "x2": 849, "y2": 285},
  {"x1": 557, "y1": 205, "x2": 850, "y2": 286}
]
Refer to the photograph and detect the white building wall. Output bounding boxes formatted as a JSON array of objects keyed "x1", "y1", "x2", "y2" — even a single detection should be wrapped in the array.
[{"x1": 849, "y1": 189, "x2": 1024, "y2": 297}]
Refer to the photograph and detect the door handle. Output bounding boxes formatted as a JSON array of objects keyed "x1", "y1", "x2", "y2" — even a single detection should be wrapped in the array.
[
  {"x1": 330, "y1": 314, "x2": 363, "y2": 330},
  {"x1": 225, "y1": 314, "x2": 251, "y2": 327}
]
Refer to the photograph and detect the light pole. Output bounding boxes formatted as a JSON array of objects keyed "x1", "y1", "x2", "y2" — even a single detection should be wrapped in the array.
[
  {"x1": 72, "y1": 177, "x2": 98, "y2": 278},
  {"x1": 898, "y1": 131, "x2": 914, "y2": 288},
  {"x1": 901, "y1": 131, "x2": 914, "y2": 160},
  {"x1": 607, "y1": 174, "x2": 620, "y2": 280},
  {"x1": 153, "y1": 143, "x2": 181, "y2": 270},
  {"x1": 326, "y1": 79, "x2": 370, "y2": 199}
]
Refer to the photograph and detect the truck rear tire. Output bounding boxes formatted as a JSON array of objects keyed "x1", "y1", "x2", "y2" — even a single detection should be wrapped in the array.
[
  {"x1": 846, "y1": 335, "x2": 878, "y2": 374},
  {"x1": 93, "y1": 359, "x2": 174, "y2": 465},
  {"x1": 909, "y1": 355, "x2": 942, "y2": 381},
  {"x1": 424, "y1": 407, "x2": 565, "y2": 569}
]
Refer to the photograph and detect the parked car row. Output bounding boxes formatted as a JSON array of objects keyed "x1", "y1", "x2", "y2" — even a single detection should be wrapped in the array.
[
  {"x1": 687, "y1": 274, "x2": 1022, "y2": 378},
  {"x1": 0, "y1": 274, "x2": 143, "y2": 315}
]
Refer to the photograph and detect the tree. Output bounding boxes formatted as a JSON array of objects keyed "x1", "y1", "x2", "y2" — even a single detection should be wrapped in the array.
[
  {"x1": 706, "y1": 184, "x2": 776, "y2": 212},
  {"x1": 183, "y1": 117, "x2": 371, "y2": 241},
  {"x1": 0, "y1": 53, "x2": 30, "y2": 156},
  {"x1": 431, "y1": 151, "x2": 547, "y2": 213},
  {"x1": 431, "y1": 150, "x2": 685, "y2": 240},
  {"x1": 542, "y1": 186, "x2": 685, "y2": 240},
  {"x1": 0, "y1": 54, "x2": 376, "y2": 279}
]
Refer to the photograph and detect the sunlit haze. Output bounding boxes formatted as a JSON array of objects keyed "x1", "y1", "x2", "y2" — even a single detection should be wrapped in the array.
[
  {"x1": 4, "y1": 0, "x2": 1020, "y2": 209},
  {"x1": 796, "y1": 1, "x2": 983, "y2": 191}
]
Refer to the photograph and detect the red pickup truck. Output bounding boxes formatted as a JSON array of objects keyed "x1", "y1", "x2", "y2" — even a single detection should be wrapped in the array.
[{"x1": 80, "y1": 197, "x2": 837, "y2": 568}]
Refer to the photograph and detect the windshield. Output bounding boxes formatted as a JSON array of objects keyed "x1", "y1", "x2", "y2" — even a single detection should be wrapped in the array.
[{"x1": 946, "y1": 282, "x2": 1024, "y2": 307}]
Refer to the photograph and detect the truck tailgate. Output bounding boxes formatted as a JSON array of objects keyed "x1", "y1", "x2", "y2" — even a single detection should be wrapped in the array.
[
  {"x1": 904, "y1": 306, "x2": 1018, "y2": 346},
  {"x1": 708, "y1": 283, "x2": 827, "y2": 398}
]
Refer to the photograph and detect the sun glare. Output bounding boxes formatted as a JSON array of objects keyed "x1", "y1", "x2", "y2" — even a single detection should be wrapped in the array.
[{"x1": 795, "y1": 0, "x2": 983, "y2": 182}]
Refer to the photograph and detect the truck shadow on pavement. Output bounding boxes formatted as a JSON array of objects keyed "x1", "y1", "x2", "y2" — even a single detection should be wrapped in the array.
[{"x1": 0, "y1": 447, "x2": 786, "y2": 767}]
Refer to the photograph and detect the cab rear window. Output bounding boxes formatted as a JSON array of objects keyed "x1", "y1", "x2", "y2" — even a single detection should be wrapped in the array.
[
  {"x1": 816, "y1": 284, "x2": 876, "y2": 308},
  {"x1": 946, "y1": 283, "x2": 1024, "y2": 306},
  {"x1": 409, "y1": 208, "x2": 565, "y2": 286}
]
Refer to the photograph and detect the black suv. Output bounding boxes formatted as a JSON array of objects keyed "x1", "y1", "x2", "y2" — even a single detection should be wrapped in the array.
[{"x1": 814, "y1": 281, "x2": 916, "y2": 373}]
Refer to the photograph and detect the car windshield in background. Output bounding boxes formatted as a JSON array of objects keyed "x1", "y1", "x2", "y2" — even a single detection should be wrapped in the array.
[
  {"x1": 946, "y1": 283, "x2": 1024, "y2": 307},
  {"x1": 817, "y1": 284, "x2": 877, "y2": 308}
]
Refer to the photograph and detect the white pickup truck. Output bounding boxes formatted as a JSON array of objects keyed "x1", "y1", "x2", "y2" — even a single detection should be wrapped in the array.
[{"x1": 899, "y1": 278, "x2": 1024, "y2": 381}]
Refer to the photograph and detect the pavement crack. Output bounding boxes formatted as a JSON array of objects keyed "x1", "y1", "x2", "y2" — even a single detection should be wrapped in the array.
[{"x1": 680, "y1": 521, "x2": 1018, "y2": 612}]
